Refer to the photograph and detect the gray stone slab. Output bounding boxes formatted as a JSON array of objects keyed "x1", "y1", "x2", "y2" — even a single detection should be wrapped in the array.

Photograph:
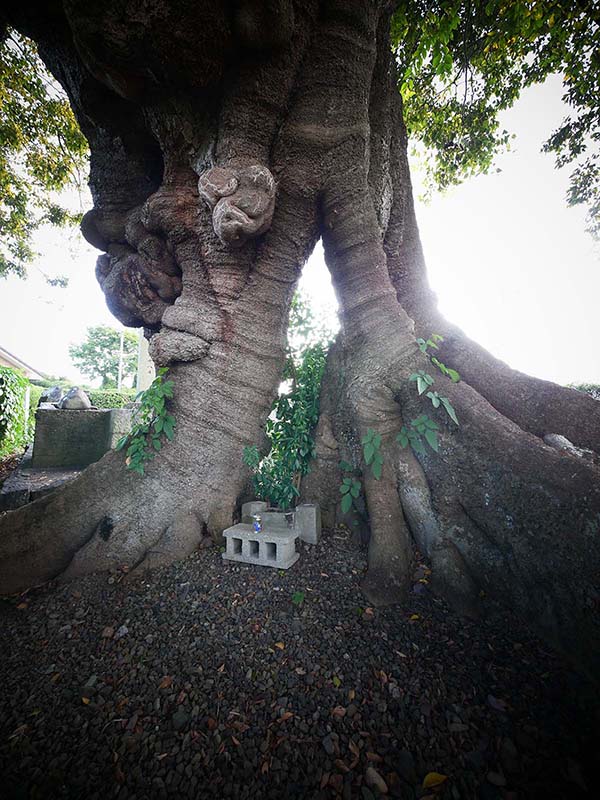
[
  {"x1": 262, "y1": 510, "x2": 294, "y2": 529},
  {"x1": 294, "y1": 503, "x2": 321, "y2": 544},
  {"x1": 222, "y1": 523, "x2": 299, "y2": 569},
  {"x1": 241, "y1": 500, "x2": 268, "y2": 524},
  {"x1": 0, "y1": 463, "x2": 81, "y2": 512},
  {"x1": 31, "y1": 407, "x2": 132, "y2": 469}
]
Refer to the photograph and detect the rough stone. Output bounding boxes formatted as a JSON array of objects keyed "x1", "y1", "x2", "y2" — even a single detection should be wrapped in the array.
[
  {"x1": 39, "y1": 385, "x2": 63, "y2": 405},
  {"x1": 59, "y1": 387, "x2": 92, "y2": 410}
]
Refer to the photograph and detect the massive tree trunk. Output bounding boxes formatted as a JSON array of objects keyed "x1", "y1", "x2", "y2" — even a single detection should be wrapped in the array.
[{"x1": 1, "y1": 1, "x2": 599, "y2": 677}]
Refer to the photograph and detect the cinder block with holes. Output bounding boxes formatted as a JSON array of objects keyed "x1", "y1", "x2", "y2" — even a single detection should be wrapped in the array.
[{"x1": 222, "y1": 523, "x2": 299, "y2": 569}]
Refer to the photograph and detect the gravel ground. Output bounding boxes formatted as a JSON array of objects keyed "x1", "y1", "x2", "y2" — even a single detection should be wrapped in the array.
[{"x1": 0, "y1": 528, "x2": 597, "y2": 800}]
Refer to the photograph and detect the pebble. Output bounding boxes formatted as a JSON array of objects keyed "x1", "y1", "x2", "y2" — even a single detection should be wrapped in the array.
[
  {"x1": 365, "y1": 766, "x2": 388, "y2": 794},
  {"x1": 0, "y1": 529, "x2": 595, "y2": 800}
]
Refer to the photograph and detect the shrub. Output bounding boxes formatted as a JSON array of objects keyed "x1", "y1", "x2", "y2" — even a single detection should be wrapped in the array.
[
  {"x1": 27, "y1": 384, "x2": 44, "y2": 441},
  {"x1": 88, "y1": 388, "x2": 136, "y2": 408},
  {"x1": 0, "y1": 367, "x2": 28, "y2": 458}
]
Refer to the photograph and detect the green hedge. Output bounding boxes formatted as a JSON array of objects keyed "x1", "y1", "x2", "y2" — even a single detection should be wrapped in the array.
[
  {"x1": 0, "y1": 367, "x2": 28, "y2": 458},
  {"x1": 27, "y1": 385, "x2": 44, "y2": 441},
  {"x1": 88, "y1": 388, "x2": 136, "y2": 408}
]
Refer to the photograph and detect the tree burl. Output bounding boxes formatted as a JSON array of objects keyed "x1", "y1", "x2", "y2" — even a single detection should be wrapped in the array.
[{"x1": 0, "y1": 1, "x2": 598, "y2": 678}]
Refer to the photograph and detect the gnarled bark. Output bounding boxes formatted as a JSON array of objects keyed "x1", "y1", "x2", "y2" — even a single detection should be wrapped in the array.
[{"x1": 1, "y1": 1, "x2": 599, "y2": 678}]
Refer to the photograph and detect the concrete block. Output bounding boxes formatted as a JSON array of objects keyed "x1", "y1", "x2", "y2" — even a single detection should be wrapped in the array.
[
  {"x1": 262, "y1": 510, "x2": 294, "y2": 529},
  {"x1": 294, "y1": 503, "x2": 321, "y2": 544},
  {"x1": 241, "y1": 501, "x2": 268, "y2": 524},
  {"x1": 222, "y1": 523, "x2": 299, "y2": 569}
]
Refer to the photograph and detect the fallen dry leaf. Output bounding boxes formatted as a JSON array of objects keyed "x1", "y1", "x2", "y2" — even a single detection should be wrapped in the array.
[
  {"x1": 367, "y1": 751, "x2": 383, "y2": 762},
  {"x1": 422, "y1": 771, "x2": 448, "y2": 790},
  {"x1": 274, "y1": 642, "x2": 285, "y2": 650},
  {"x1": 158, "y1": 675, "x2": 173, "y2": 690},
  {"x1": 332, "y1": 706, "x2": 346, "y2": 718}
]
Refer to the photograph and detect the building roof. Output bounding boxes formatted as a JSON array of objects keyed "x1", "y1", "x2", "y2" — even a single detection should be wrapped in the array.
[{"x1": 0, "y1": 345, "x2": 47, "y2": 381}]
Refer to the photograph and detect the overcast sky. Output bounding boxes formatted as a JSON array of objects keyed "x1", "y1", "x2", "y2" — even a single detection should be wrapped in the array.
[{"x1": 0, "y1": 75, "x2": 598, "y2": 387}]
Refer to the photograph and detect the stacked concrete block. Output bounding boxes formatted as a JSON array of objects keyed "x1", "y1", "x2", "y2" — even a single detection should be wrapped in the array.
[
  {"x1": 239, "y1": 501, "x2": 321, "y2": 543},
  {"x1": 222, "y1": 523, "x2": 299, "y2": 569}
]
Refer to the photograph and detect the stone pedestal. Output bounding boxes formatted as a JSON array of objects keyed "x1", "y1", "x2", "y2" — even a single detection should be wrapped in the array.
[
  {"x1": 222, "y1": 523, "x2": 299, "y2": 569},
  {"x1": 32, "y1": 408, "x2": 132, "y2": 469}
]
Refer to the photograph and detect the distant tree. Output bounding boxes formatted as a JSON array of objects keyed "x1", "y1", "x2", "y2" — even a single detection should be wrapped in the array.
[{"x1": 69, "y1": 326, "x2": 138, "y2": 388}]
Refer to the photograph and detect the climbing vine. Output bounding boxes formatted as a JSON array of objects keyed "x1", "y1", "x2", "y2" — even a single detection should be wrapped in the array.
[
  {"x1": 116, "y1": 367, "x2": 175, "y2": 476},
  {"x1": 338, "y1": 333, "x2": 461, "y2": 513},
  {"x1": 244, "y1": 342, "x2": 329, "y2": 510}
]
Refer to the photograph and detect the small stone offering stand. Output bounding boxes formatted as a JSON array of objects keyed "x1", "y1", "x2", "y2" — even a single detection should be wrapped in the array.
[{"x1": 222, "y1": 501, "x2": 320, "y2": 570}]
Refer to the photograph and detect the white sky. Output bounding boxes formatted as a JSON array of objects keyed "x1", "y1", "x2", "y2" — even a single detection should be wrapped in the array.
[{"x1": 0, "y1": 76, "x2": 598, "y2": 386}]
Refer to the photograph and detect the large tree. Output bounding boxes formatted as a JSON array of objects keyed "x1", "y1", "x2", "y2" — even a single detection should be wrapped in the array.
[{"x1": 0, "y1": 1, "x2": 599, "y2": 678}]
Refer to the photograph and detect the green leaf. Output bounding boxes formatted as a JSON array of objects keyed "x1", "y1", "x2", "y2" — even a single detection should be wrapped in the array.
[
  {"x1": 427, "y1": 391, "x2": 441, "y2": 408},
  {"x1": 397, "y1": 432, "x2": 409, "y2": 448},
  {"x1": 341, "y1": 493, "x2": 353, "y2": 514},
  {"x1": 411, "y1": 437, "x2": 427, "y2": 456},
  {"x1": 372, "y1": 433, "x2": 382, "y2": 450},
  {"x1": 340, "y1": 483, "x2": 350, "y2": 495},
  {"x1": 339, "y1": 460, "x2": 352, "y2": 471},
  {"x1": 417, "y1": 376, "x2": 427, "y2": 395},
  {"x1": 441, "y1": 397, "x2": 459, "y2": 425},
  {"x1": 350, "y1": 485, "x2": 360, "y2": 498},
  {"x1": 447, "y1": 368, "x2": 461, "y2": 383},
  {"x1": 364, "y1": 442, "x2": 375, "y2": 464},
  {"x1": 115, "y1": 435, "x2": 128, "y2": 451},
  {"x1": 424, "y1": 428, "x2": 439, "y2": 452},
  {"x1": 372, "y1": 460, "x2": 382, "y2": 480}
]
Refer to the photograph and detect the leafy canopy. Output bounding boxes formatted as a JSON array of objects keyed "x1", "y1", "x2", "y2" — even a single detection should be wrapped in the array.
[
  {"x1": 0, "y1": 29, "x2": 88, "y2": 279},
  {"x1": 1, "y1": 4, "x2": 598, "y2": 276},
  {"x1": 394, "y1": 1, "x2": 600, "y2": 237},
  {"x1": 69, "y1": 326, "x2": 139, "y2": 389}
]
